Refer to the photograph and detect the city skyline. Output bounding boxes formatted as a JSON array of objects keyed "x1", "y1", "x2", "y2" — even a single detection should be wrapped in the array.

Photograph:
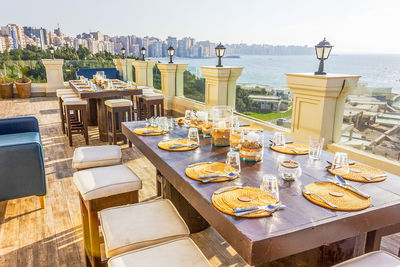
[{"x1": 2, "y1": 0, "x2": 400, "y2": 54}]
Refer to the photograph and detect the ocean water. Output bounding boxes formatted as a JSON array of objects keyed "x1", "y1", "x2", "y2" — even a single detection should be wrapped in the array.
[{"x1": 155, "y1": 54, "x2": 400, "y2": 94}]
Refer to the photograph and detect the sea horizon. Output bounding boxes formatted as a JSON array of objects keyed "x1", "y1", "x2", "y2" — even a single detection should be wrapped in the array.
[{"x1": 154, "y1": 54, "x2": 400, "y2": 94}]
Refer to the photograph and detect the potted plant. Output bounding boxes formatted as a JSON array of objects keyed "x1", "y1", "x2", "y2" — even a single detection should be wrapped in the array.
[
  {"x1": 0, "y1": 63, "x2": 13, "y2": 99},
  {"x1": 15, "y1": 65, "x2": 31, "y2": 98}
]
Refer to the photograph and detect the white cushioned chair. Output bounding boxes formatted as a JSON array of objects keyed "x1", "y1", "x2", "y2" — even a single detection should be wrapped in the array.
[
  {"x1": 333, "y1": 251, "x2": 400, "y2": 267},
  {"x1": 98, "y1": 199, "x2": 190, "y2": 258},
  {"x1": 72, "y1": 145, "x2": 121, "y2": 170},
  {"x1": 107, "y1": 237, "x2": 211, "y2": 267},
  {"x1": 73, "y1": 164, "x2": 142, "y2": 201},
  {"x1": 104, "y1": 99, "x2": 133, "y2": 108}
]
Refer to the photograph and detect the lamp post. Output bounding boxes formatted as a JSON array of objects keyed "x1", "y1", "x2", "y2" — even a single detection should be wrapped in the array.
[
  {"x1": 121, "y1": 47, "x2": 126, "y2": 59},
  {"x1": 167, "y1": 46, "x2": 175, "y2": 64},
  {"x1": 314, "y1": 38, "x2": 333, "y2": 75},
  {"x1": 141, "y1": 47, "x2": 146, "y2": 61},
  {"x1": 215, "y1": 43, "x2": 226, "y2": 67},
  {"x1": 50, "y1": 46, "x2": 55, "y2": 60}
]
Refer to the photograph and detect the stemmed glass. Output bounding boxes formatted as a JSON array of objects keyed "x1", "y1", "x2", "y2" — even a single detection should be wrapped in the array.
[
  {"x1": 225, "y1": 151, "x2": 241, "y2": 174},
  {"x1": 187, "y1": 128, "x2": 200, "y2": 146}
]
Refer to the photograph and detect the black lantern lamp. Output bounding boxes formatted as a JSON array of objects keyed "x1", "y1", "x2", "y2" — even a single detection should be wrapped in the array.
[
  {"x1": 141, "y1": 47, "x2": 146, "y2": 61},
  {"x1": 215, "y1": 43, "x2": 226, "y2": 67},
  {"x1": 314, "y1": 38, "x2": 333, "y2": 75},
  {"x1": 167, "y1": 46, "x2": 175, "y2": 64},
  {"x1": 50, "y1": 46, "x2": 55, "y2": 59},
  {"x1": 121, "y1": 47, "x2": 126, "y2": 58}
]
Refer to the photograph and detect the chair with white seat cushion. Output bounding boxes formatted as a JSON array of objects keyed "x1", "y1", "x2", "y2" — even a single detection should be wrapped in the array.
[
  {"x1": 105, "y1": 99, "x2": 133, "y2": 146},
  {"x1": 73, "y1": 164, "x2": 142, "y2": 267},
  {"x1": 98, "y1": 199, "x2": 190, "y2": 259},
  {"x1": 72, "y1": 145, "x2": 121, "y2": 170},
  {"x1": 333, "y1": 251, "x2": 400, "y2": 267},
  {"x1": 56, "y1": 89, "x2": 76, "y2": 134},
  {"x1": 107, "y1": 237, "x2": 211, "y2": 267}
]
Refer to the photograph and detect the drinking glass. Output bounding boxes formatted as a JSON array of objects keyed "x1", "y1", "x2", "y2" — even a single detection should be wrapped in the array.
[
  {"x1": 168, "y1": 118, "x2": 175, "y2": 130},
  {"x1": 309, "y1": 136, "x2": 324, "y2": 160},
  {"x1": 231, "y1": 115, "x2": 240, "y2": 128},
  {"x1": 149, "y1": 117, "x2": 157, "y2": 127},
  {"x1": 225, "y1": 151, "x2": 241, "y2": 174},
  {"x1": 184, "y1": 110, "x2": 192, "y2": 128},
  {"x1": 260, "y1": 174, "x2": 279, "y2": 202},
  {"x1": 158, "y1": 117, "x2": 168, "y2": 131},
  {"x1": 332, "y1": 152, "x2": 350, "y2": 174},
  {"x1": 187, "y1": 128, "x2": 200, "y2": 145},
  {"x1": 230, "y1": 127, "x2": 243, "y2": 151},
  {"x1": 273, "y1": 132, "x2": 286, "y2": 147}
]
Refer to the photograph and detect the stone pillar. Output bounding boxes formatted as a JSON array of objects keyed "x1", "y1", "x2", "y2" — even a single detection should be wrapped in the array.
[
  {"x1": 157, "y1": 63, "x2": 188, "y2": 114},
  {"x1": 286, "y1": 73, "x2": 360, "y2": 144},
  {"x1": 200, "y1": 66, "x2": 243, "y2": 108},
  {"x1": 41, "y1": 59, "x2": 65, "y2": 96},
  {"x1": 112, "y1": 59, "x2": 123, "y2": 79},
  {"x1": 125, "y1": 59, "x2": 134, "y2": 81},
  {"x1": 120, "y1": 59, "x2": 128, "y2": 81},
  {"x1": 132, "y1": 61, "x2": 156, "y2": 87}
]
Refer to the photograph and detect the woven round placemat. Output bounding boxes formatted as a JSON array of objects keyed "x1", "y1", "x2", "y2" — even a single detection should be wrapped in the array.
[
  {"x1": 303, "y1": 181, "x2": 371, "y2": 211},
  {"x1": 133, "y1": 126, "x2": 168, "y2": 136},
  {"x1": 185, "y1": 162, "x2": 238, "y2": 182},
  {"x1": 239, "y1": 126, "x2": 263, "y2": 132},
  {"x1": 328, "y1": 163, "x2": 386, "y2": 183},
  {"x1": 212, "y1": 186, "x2": 278, "y2": 218},
  {"x1": 270, "y1": 142, "x2": 309, "y2": 155},
  {"x1": 158, "y1": 138, "x2": 199, "y2": 151}
]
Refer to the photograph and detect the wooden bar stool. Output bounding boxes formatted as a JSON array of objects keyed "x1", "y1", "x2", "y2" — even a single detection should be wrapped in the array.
[
  {"x1": 98, "y1": 199, "x2": 189, "y2": 260},
  {"x1": 137, "y1": 93, "x2": 164, "y2": 120},
  {"x1": 333, "y1": 251, "x2": 400, "y2": 266},
  {"x1": 105, "y1": 99, "x2": 133, "y2": 146},
  {"x1": 107, "y1": 238, "x2": 212, "y2": 267},
  {"x1": 63, "y1": 98, "x2": 89, "y2": 146},
  {"x1": 57, "y1": 90, "x2": 77, "y2": 134},
  {"x1": 73, "y1": 164, "x2": 142, "y2": 267}
]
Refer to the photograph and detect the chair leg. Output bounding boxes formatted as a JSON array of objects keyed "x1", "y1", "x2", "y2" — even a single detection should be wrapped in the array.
[
  {"x1": 80, "y1": 197, "x2": 92, "y2": 267},
  {"x1": 107, "y1": 110, "x2": 112, "y2": 145},
  {"x1": 66, "y1": 108, "x2": 73, "y2": 146},
  {"x1": 58, "y1": 97, "x2": 66, "y2": 134},
  {"x1": 128, "y1": 108, "x2": 132, "y2": 147},
  {"x1": 88, "y1": 206, "x2": 101, "y2": 267},
  {"x1": 39, "y1": 196, "x2": 45, "y2": 209},
  {"x1": 112, "y1": 111, "x2": 117, "y2": 145},
  {"x1": 83, "y1": 108, "x2": 89, "y2": 145}
]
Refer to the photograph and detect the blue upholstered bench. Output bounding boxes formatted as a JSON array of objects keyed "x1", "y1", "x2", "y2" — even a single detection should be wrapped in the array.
[{"x1": 0, "y1": 116, "x2": 46, "y2": 208}]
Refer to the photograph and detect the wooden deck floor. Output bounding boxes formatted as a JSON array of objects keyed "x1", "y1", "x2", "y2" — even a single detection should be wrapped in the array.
[{"x1": 0, "y1": 97, "x2": 399, "y2": 267}]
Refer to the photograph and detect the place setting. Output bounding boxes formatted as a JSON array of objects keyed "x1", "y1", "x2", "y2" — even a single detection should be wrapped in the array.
[
  {"x1": 269, "y1": 132, "x2": 309, "y2": 155},
  {"x1": 133, "y1": 117, "x2": 171, "y2": 136},
  {"x1": 158, "y1": 127, "x2": 200, "y2": 151},
  {"x1": 326, "y1": 152, "x2": 387, "y2": 183},
  {"x1": 212, "y1": 174, "x2": 285, "y2": 218}
]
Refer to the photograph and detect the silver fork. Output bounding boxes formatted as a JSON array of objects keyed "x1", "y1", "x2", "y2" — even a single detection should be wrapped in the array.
[
  {"x1": 214, "y1": 185, "x2": 244, "y2": 194},
  {"x1": 187, "y1": 161, "x2": 213, "y2": 168},
  {"x1": 303, "y1": 189, "x2": 337, "y2": 208},
  {"x1": 234, "y1": 204, "x2": 285, "y2": 217}
]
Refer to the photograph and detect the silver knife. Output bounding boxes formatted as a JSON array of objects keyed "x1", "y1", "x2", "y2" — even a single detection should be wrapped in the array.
[
  {"x1": 187, "y1": 161, "x2": 213, "y2": 168},
  {"x1": 214, "y1": 185, "x2": 244, "y2": 194},
  {"x1": 333, "y1": 182, "x2": 370, "y2": 198}
]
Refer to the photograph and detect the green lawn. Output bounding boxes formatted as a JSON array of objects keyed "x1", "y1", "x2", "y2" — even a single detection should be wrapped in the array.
[{"x1": 244, "y1": 109, "x2": 293, "y2": 121}]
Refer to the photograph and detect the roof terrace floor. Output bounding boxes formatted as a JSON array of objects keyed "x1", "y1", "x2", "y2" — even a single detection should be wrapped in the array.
[{"x1": 0, "y1": 97, "x2": 399, "y2": 266}]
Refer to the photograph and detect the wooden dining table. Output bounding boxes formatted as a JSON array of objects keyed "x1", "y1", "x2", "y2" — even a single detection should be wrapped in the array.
[
  {"x1": 122, "y1": 121, "x2": 400, "y2": 266},
  {"x1": 69, "y1": 80, "x2": 142, "y2": 141}
]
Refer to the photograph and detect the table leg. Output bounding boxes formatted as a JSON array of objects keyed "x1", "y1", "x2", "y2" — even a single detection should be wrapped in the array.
[
  {"x1": 162, "y1": 178, "x2": 209, "y2": 233},
  {"x1": 96, "y1": 99, "x2": 108, "y2": 142},
  {"x1": 87, "y1": 99, "x2": 98, "y2": 126}
]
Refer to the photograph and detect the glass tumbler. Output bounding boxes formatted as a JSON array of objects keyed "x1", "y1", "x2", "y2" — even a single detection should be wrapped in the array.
[
  {"x1": 187, "y1": 128, "x2": 200, "y2": 146},
  {"x1": 225, "y1": 151, "x2": 241, "y2": 174},
  {"x1": 157, "y1": 117, "x2": 168, "y2": 131},
  {"x1": 273, "y1": 132, "x2": 286, "y2": 147},
  {"x1": 278, "y1": 159, "x2": 302, "y2": 182},
  {"x1": 309, "y1": 136, "x2": 324, "y2": 160},
  {"x1": 260, "y1": 174, "x2": 280, "y2": 202},
  {"x1": 184, "y1": 110, "x2": 192, "y2": 128},
  {"x1": 332, "y1": 152, "x2": 350, "y2": 174}
]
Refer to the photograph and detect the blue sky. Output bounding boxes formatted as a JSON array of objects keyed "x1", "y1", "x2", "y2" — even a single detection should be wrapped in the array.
[{"x1": 2, "y1": 0, "x2": 400, "y2": 54}]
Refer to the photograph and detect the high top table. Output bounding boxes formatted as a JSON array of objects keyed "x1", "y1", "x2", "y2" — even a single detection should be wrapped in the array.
[
  {"x1": 69, "y1": 80, "x2": 142, "y2": 142},
  {"x1": 122, "y1": 121, "x2": 400, "y2": 266}
]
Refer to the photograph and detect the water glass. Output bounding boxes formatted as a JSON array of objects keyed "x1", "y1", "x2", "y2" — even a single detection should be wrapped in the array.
[
  {"x1": 187, "y1": 128, "x2": 200, "y2": 145},
  {"x1": 278, "y1": 159, "x2": 302, "y2": 182},
  {"x1": 149, "y1": 117, "x2": 157, "y2": 127},
  {"x1": 260, "y1": 174, "x2": 279, "y2": 202},
  {"x1": 168, "y1": 118, "x2": 175, "y2": 130},
  {"x1": 273, "y1": 132, "x2": 286, "y2": 147},
  {"x1": 157, "y1": 117, "x2": 169, "y2": 131},
  {"x1": 230, "y1": 127, "x2": 243, "y2": 151},
  {"x1": 309, "y1": 136, "x2": 324, "y2": 160},
  {"x1": 225, "y1": 151, "x2": 241, "y2": 174},
  {"x1": 184, "y1": 110, "x2": 192, "y2": 128},
  {"x1": 231, "y1": 115, "x2": 240, "y2": 128},
  {"x1": 332, "y1": 152, "x2": 350, "y2": 174}
]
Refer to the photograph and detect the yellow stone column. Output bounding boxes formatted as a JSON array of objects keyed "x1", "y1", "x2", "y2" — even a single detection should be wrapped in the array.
[
  {"x1": 120, "y1": 59, "x2": 128, "y2": 81},
  {"x1": 112, "y1": 59, "x2": 123, "y2": 79},
  {"x1": 132, "y1": 61, "x2": 156, "y2": 87},
  {"x1": 157, "y1": 63, "x2": 188, "y2": 114},
  {"x1": 286, "y1": 73, "x2": 360, "y2": 144},
  {"x1": 125, "y1": 59, "x2": 134, "y2": 81},
  {"x1": 41, "y1": 59, "x2": 65, "y2": 96},
  {"x1": 200, "y1": 66, "x2": 243, "y2": 108}
]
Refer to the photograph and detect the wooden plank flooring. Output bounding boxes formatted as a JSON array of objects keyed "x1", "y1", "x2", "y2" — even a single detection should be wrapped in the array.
[{"x1": 0, "y1": 97, "x2": 398, "y2": 267}]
